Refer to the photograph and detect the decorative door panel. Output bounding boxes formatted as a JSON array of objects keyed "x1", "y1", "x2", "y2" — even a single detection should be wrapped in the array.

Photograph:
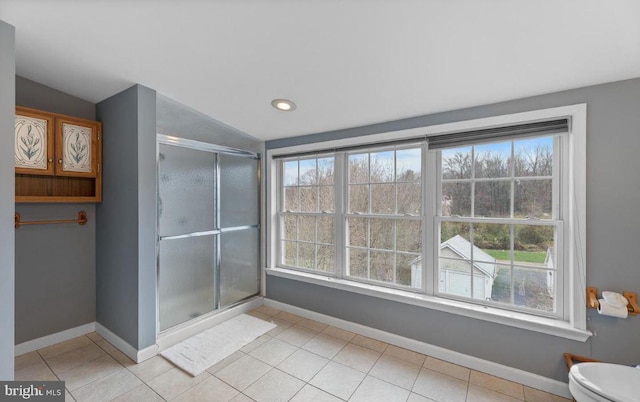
[
  {"x1": 55, "y1": 117, "x2": 99, "y2": 177},
  {"x1": 15, "y1": 107, "x2": 54, "y2": 175}
]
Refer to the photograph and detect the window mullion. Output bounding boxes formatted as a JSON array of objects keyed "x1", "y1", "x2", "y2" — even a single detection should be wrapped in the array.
[
  {"x1": 425, "y1": 143, "x2": 436, "y2": 295},
  {"x1": 335, "y1": 153, "x2": 346, "y2": 279}
]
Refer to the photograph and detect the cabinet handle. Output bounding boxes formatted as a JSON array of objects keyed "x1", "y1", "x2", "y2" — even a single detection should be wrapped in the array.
[
  {"x1": 58, "y1": 159, "x2": 62, "y2": 164},
  {"x1": 48, "y1": 159, "x2": 53, "y2": 163}
]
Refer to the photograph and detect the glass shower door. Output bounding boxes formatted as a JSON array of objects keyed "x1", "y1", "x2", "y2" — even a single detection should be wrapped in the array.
[
  {"x1": 157, "y1": 136, "x2": 261, "y2": 332},
  {"x1": 158, "y1": 143, "x2": 218, "y2": 331},
  {"x1": 219, "y1": 154, "x2": 260, "y2": 307}
]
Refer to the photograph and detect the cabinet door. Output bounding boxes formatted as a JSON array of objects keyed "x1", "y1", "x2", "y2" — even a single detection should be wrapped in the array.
[
  {"x1": 15, "y1": 107, "x2": 55, "y2": 175},
  {"x1": 55, "y1": 116, "x2": 100, "y2": 177}
]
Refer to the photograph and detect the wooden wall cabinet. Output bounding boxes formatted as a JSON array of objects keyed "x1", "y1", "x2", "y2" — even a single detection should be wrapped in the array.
[{"x1": 15, "y1": 106, "x2": 102, "y2": 203}]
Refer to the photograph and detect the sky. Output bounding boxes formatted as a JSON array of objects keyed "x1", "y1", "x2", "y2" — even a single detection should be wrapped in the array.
[{"x1": 283, "y1": 136, "x2": 553, "y2": 186}]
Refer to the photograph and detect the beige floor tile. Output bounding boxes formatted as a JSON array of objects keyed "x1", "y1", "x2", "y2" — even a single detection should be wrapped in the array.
[
  {"x1": 349, "y1": 335, "x2": 388, "y2": 353},
  {"x1": 173, "y1": 375, "x2": 240, "y2": 402},
  {"x1": 253, "y1": 305, "x2": 281, "y2": 317},
  {"x1": 92, "y1": 339, "x2": 136, "y2": 368},
  {"x1": 146, "y1": 367, "x2": 209, "y2": 400},
  {"x1": 423, "y1": 356, "x2": 470, "y2": 381},
  {"x1": 407, "y1": 392, "x2": 436, "y2": 402},
  {"x1": 241, "y1": 334, "x2": 272, "y2": 353},
  {"x1": 249, "y1": 337, "x2": 297, "y2": 366},
  {"x1": 470, "y1": 370, "x2": 525, "y2": 400},
  {"x1": 86, "y1": 332, "x2": 103, "y2": 342},
  {"x1": 127, "y1": 355, "x2": 175, "y2": 382},
  {"x1": 277, "y1": 349, "x2": 329, "y2": 382},
  {"x1": 111, "y1": 384, "x2": 164, "y2": 402},
  {"x1": 369, "y1": 355, "x2": 420, "y2": 390},
  {"x1": 301, "y1": 334, "x2": 347, "y2": 359},
  {"x1": 46, "y1": 343, "x2": 107, "y2": 374},
  {"x1": 309, "y1": 361, "x2": 365, "y2": 400},
  {"x1": 384, "y1": 344, "x2": 426, "y2": 366},
  {"x1": 332, "y1": 343, "x2": 381, "y2": 373},
  {"x1": 320, "y1": 326, "x2": 355, "y2": 342},
  {"x1": 106, "y1": 348, "x2": 136, "y2": 368},
  {"x1": 92, "y1": 338, "x2": 117, "y2": 354},
  {"x1": 65, "y1": 390, "x2": 75, "y2": 402},
  {"x1": 265, "y1": 318, "x2": 292, "y2": 337},
  {"x1": 275, "y1": 326, "x2": 317, "y2": 347},
  {"x1": 15, "y1": 351, "x2": 44, "y2": 371},
  {"x1": 412, "y1": 368, "x2": 468, "y2": 402},
  {"x1": 295, "y1": 318, "x2": 328, "y2": 333},
  {"x1": 274, "y1": 311, "x2": 304, "y2": 324},
  {"x1": 215, "y1": 354, "x2": 272, "y2": 391},
  {"x1": 289, "y1": 384, "x2": 341, "y2": 402},
  {"x1": 350, "y1": 375, "x2": 411, "y2": 402},
  {"x1": 244, "y1": 369, "x2": 305, "y2": 402},
  {"x1": 206, "y1": 350, "x2": 245, "y2": 374},
  {"x1": 247, "y1": 310, "x2": 272, "y2": 321},
  {"x1": 58, "y1": 355, "x2": 123, "y2": 391},
  {"x1": 524, "y1": 386, "x2": 572, "y2": 402},
  {"x1": 14, "y1": 359, "x2": 58, "y2": 381},
  {"x1": 39, "y1": 336, "x2": 92, "y2": 360},
  {"x1": 467, "y1": 384, "x2": 524, "y2": 402},
  {"x1": 71, "y1": 368, "x2": 142, "y2": 402},
  {"x1": 230, "y1": 393, "x2": 256, "y2": 402}
]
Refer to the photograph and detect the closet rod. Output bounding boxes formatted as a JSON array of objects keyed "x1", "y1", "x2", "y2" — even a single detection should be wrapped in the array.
[{"x1": 15, "y1": 211, "x2": 88, "y2": 229}]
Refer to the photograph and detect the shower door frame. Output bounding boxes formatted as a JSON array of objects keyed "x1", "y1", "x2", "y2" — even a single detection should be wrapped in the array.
[{"x1": 156, "y1": 134, "x2": 261, "y2": 335}]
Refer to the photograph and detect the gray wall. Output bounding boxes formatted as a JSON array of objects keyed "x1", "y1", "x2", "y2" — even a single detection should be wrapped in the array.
[
  {"x1": 96, "y1": 85, "x2": 157, "y2": 350},
  {"x1": 0, "y1": 19, "x2": 16, "y2": 381},
  {"x1": 14, "y1": 76, "x2": 97, "y2": 344},
  {"x1": 157, "y1": 94, "x2": 262, "y2": 153},
  {"x1": 266, "y1": 77, "x2": 640, "y2": 382}
]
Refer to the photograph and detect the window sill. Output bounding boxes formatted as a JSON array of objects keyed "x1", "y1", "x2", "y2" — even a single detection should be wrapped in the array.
[{"x1": 266, "y1": 267, "x2": 592, "y2": 342}]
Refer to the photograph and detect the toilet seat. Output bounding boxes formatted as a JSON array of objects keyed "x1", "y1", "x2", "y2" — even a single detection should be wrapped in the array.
[
  {"x1": 569, "y1": 370, "x2": 611, "y2": 402},
  {"x1": 569, "y1": 363, "x2": 640, "y2": 402}
]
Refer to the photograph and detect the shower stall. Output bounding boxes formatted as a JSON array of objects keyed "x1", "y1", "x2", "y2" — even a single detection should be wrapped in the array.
[{"x1": 156, "y1": 134, "x2": 260, "y2": 332}]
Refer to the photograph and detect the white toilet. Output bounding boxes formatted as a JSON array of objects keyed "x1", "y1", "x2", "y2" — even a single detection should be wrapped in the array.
[{"x1": 569, "y1": 362, "x2": 640, "y2": 402}]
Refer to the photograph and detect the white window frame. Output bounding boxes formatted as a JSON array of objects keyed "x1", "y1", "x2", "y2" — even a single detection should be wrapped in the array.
[{"x1": 265, "y1": 104, "x2": 589, "y2": 341}]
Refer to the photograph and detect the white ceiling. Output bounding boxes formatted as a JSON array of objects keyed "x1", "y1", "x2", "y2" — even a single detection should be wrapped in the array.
[{"x1": 1, "y1": 1, "x2": 639, "y2": 141}]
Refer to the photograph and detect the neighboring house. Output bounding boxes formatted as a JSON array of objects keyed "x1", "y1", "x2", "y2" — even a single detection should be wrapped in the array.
[{"x1": 411, "y1": 235, "x2": 497, "y2": 300}]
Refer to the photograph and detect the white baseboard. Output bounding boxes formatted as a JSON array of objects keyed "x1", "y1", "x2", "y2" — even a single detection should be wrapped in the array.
[
  {"x1": 15, "y1": 322, "x2": 96, "y2": 356},
  {"x1": 156, "y1": 296, "x2": 264, "y2": 352},
  {"x1": 264, "y1": 299, "x2": 571, "y2": 399},
  {"x1": 95, "y1": 323, "x2": 158, "y2": 364}
]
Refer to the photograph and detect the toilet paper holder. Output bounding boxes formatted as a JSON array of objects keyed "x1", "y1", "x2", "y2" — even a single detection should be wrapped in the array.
[{"x1": 587, "y1": 287, "x2": 639, "y2": 316}]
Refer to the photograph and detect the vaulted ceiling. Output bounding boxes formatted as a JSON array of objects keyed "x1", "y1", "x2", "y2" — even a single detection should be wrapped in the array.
[{"x1": 1, "y1": 1, "x2": 639, "y2": 140}]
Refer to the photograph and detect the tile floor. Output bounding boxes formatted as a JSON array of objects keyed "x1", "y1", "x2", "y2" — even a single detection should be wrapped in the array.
[{"x1": 14, "y1": 306, "x2": 571, "y2": 402}]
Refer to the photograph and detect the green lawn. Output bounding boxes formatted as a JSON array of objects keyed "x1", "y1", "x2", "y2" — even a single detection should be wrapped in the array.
[{"x1": 483, "y1": 249, "x2": 547, "y2": 264}]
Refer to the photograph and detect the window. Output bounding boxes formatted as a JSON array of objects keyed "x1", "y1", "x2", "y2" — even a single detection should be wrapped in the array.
[
  {"x1": 268, "y1": 105, "x2": 587, "y2": 337},
  {"x1": 436, "y1": 136, "x2": 561, "y2": 316},
  {"x1": 280, "y1": 156, "x2": 336, "y2": 272},
  {"x1": 346, "y1": 147, "x2": 423, "y2": 288}
]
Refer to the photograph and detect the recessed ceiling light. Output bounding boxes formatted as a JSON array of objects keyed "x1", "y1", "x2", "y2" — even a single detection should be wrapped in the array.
[{"x1": 271, "y1": 99, "x2": 296, "y2": 111}]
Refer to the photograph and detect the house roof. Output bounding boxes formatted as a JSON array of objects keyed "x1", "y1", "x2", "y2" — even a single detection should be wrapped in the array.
[
  {"x1": 411, "y1": 234, "x2": 497, "y2": 278},
  {"x1": 440, "y1": 235, "x2": 497, "y2": 278}
]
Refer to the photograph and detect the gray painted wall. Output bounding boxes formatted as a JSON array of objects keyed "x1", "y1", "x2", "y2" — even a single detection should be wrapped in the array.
[
  {"x1": 96, "y1": 85, "x2": 157, "y2": 350},
  {"x1": 137, "y1": 86, "x2": 157, "y2": 349},
  {"x1": 157, "y1": 94, "x2": 262, "y2": 153},
  {"x1": 14, "y1": 77, "x2": 97, "y2": 344},
  {"x1": 266, "y1": 77, "x2": 640, "y2": 382},
  {"x1": 0, "y1": 19, "x2": 16, "y2": 381},
  {"x1": 16, "y1": 76, "x2": 95, "y2": 120}
]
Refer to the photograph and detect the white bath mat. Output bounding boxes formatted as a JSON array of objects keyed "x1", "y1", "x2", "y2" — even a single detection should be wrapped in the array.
[{"x1": 161, "y1": 313, "x2": 276, "y2": 376}]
